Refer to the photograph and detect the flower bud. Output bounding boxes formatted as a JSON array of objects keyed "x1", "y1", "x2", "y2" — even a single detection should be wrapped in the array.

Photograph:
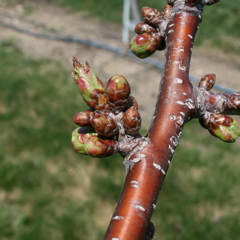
[
  {"x1": 200, "y1": 113, "x2": 240, "y2": 142},
  {"x1": 72, "y1": 57, "x2": 106, "y2": 109},
  {"x1": 72, "y1": 127, "x2": 118, "y2": 157},
  {"x1": 130, "y1": 32, "x2": 159, "y2": 59},
  {"x1": 71, "y1": 127, "x2": 96, "y2": 154},
  {"x1": 123, "y1": 107, "x2": 141, "y2": 136},
  {"x1": 135, "y1": 21, "x2": 157, "y2": 34},
  {"x1": 72, "y1": 128, "x2": 85, "y2": 153},
  {"x1": 209, "y1": 118, "x2": 240, "y2": 142},
  {"x1": 90, "y1": 112, "x2": 118, "y2": 137},
  {"x1": 141, "y1": 7, "x2": 162, "y2": 25},
  {"x1": 73, "y1": 110, "x2": 93, "y2": 126},
  {"x1": 106, "y1": 75, "x2": 131, "y2": 111},
  {"x1": 199, "y1": 74, "x2": 216, "y2": 91},
  {"x1": 106, "y1": 75, "x2": 131, "y2": 101},
  {"x1": 84, "y1": 135, "x2": 119, "y2": 157}
]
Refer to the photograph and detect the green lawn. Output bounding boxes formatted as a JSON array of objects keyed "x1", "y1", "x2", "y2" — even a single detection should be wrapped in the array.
[
  {"x1": 0, "y1": 39, "x2": 240, "y2": 239},
  {"x1": 0, "y1": 40, "x2": 106, "y2": 240}
]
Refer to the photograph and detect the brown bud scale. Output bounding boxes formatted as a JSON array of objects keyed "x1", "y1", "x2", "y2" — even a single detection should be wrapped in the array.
[
  {"x1": 142, "y1": 7, "x2": 163, "y2": 26},
  {"x1": 73, "y1": 110, "x2": 93, "y2": 126},
  {"x1": 135, "y1": 22, "x2": 158, "y2": 34},
  {"x1": 106, "y1": 75, "x2": 131, "y2": 102},
  {"x1": 109, "y1": 100, "x2": 128, "y2": 112},
  {"x1": 123, "y1": 107, "x2": 141, "y2": 136},
  {"x1": 226, "y1": 94, "x2": 240, "y2": 110},
  {"x1": 199, "y1": 74, "x2": 216, "y2": 91},
  {"x1": 90, "y1": 112, "x2": 118, "y2": 137}
]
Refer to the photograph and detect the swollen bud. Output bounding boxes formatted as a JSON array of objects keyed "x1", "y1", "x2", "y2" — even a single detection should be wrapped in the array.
[
  {"x1": 130, "y1": 32, "x2": 158, "y2": 59},
  {"x1": 209, "y1": 118, "x2": 240, "y2": 142},
  {"x1": 73, "y1": 110, "x2": 92, "y2": 126},
  {"x1": 199, "y1": 74, "x2": 216, "y2": 91},
  {"x1": 123, "y1": 107, "x2": 141, "y2": 136},
  {"x1": 106, "y1": 75, "x2": 131, "y2": 111},
  {"x1": 200, "y1": 113, "x2": 240, "y2": 142},
  {"x1": 141, "y1": 7, "x2": 162, "y2": 25},
  {"x1": 72, "y1": 127, "x2": 119, "y2": 157},
  {"x1": 72, "y1": 57, "x2": 106, "y2": 109},
  {"x1": 135, "y1": 21, "x2": 157, "y2": 34},
  {"x1": 84, "y1": 135, "x2": 119, "y2": 157},
  {"x1": 71, "y1": 127, "x2": 96, "y2": 154},
  {"x1": 90, "y1": 112, "x2": 118, "y2": 137}
]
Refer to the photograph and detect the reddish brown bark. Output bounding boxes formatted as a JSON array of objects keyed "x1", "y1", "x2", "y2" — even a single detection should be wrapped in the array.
[
  {"x1": 104, "y1": 4, "x2": 202, "y2": 240},
  {"x1": 102, "y1": 0, "x2": 240, "y2": 238}
]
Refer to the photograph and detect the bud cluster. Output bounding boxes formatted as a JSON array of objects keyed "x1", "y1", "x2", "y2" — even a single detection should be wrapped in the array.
[
  {"x1": 130, "y1": 4, "x2": 173, "y2": 58},
  {"x1": 198, "y1": 73, "x2": 240, "y2": 142},
  {"x1": 71, "y1": 57, "x2": 142, "y2": 157}
]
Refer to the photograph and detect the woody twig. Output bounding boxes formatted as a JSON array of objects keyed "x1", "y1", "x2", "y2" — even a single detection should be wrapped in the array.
[{"x1": 71, "y1": 0, "x2": 240, "y2": 239}]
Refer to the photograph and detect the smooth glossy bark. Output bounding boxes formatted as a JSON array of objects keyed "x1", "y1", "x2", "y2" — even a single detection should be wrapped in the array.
[{"x1": 104, "y1": 3, "x2": 202, "y2": 240}]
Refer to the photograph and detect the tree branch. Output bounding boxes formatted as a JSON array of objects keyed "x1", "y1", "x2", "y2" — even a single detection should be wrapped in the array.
[
  {"x1": 71, "y1": 0, "x2": 240, "y2": 239},
  {"x1": 104, "y1": 2, "x2": 202, "y2": 240}
]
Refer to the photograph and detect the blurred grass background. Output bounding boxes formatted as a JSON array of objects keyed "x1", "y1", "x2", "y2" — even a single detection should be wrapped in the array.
[
  {"x1": 1, "y1": 0, "x2": 240, "y2": 239},
  {"x1": 58, "y1": 0, "x2": 240, "y2": 54}
]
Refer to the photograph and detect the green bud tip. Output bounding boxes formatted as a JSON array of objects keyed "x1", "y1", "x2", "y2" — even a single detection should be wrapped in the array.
[
  {"x1": 72, "y1": 57, "x2": 105, "y2": 108},
  {"x1": 71, "y1": 127, "x2": 97, "y2": 154},
  {"x1": 210, "y1": 118, "x2": 240, "y2": 143},
  {"x1": 106, "y1": 75, "x2": 131, "y2": 102},
  {"x1": 71, "y1": 128, "x2": 86, "y2": 153},
  {"x1": 84, "y1": 136, "x2": 118, "y2": 157},
  {"x1": 130, "y1": 33, "x2": 155, "y2": 59}
]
